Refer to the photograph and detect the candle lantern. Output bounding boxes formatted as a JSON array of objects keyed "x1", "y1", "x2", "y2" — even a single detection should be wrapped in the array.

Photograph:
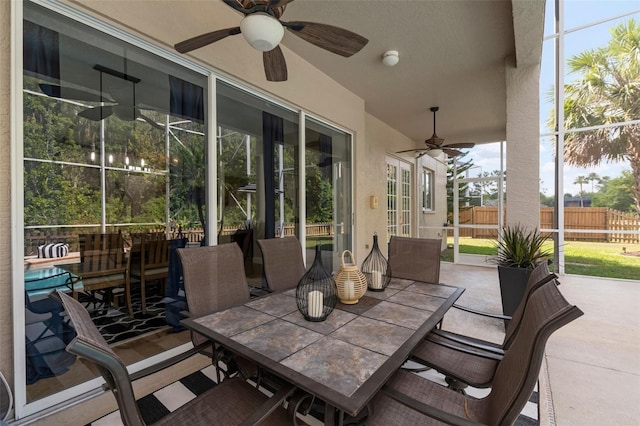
[
  {"x1": 361, "y1": 233, "x2": 391, "y2": 291},
  {"x1": 295, "y1": 244, "x2": 337, "y2": 322},
  {"x1": 334, "y1": 250, "x2": 368, "y2": 304}
]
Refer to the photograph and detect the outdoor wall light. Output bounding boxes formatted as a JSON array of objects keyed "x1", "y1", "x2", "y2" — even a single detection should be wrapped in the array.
[
  {"x1": 382, "y1": 50, "x2": 399, "y2": 67},
  {"x1": 240, "y1": 13, "x2": 285, "y2": 52}
]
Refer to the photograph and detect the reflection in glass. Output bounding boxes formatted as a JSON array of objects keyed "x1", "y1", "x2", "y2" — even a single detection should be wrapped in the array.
[{"x1": 23, "y1": 2, "x2": 205, "y2": 404}]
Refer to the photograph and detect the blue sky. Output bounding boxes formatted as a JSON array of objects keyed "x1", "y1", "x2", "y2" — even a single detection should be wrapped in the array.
[{"x1": 471, "y1": 0, "x2": 640, "y2": 197}]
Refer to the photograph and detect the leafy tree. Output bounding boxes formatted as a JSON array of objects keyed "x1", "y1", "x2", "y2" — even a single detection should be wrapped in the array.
[
  {"x1": 592, "y1": 170, "x2": 636, "y2": 214},
  {"x1": 540, "y1": 192, "x2": 555, "y2": 207},
  {"x1": 558, "y1": 19, "x2": 640, "y2": 216}
]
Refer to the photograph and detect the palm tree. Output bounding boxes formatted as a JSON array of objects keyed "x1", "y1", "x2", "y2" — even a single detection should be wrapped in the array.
[
  {"x1": 574, "y1": 175, "x2": 588, "y2": 207},
  {"x1": 587, "y1": 172, "x2": 601, "y2": 194},
  {"x1": 560, "y1": 19, "x2": 640, "y2": 216}
]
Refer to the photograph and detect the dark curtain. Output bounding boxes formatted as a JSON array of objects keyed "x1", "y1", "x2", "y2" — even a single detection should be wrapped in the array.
[
  {"x1": 169, "y1": 75, "x2": 205, "y2": 122},
  {"x1": 23, "y1": 21, "x2": 60, "y2": 79},
  {"x1": 262, "y1": 112, "x2": 284, "y2": 239},
  {"x1": 318, "y1": 134, "x2": 333, "y2": 178}
]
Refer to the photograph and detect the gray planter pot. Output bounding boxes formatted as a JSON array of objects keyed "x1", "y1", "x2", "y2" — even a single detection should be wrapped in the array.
[{"x1": 497, "y1": 265, "x2": 532, "y2": 328}]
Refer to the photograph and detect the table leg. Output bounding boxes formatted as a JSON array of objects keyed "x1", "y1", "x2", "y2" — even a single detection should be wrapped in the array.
[{"x1": 323, "y1": 403, "x2": 345, "y2": 426}]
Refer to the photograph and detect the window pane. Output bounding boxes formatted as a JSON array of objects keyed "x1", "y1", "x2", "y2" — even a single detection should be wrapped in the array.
[
  {"x1": 306, "y1": 117, "x2": 353, "y2": 271},
  {"x1": 23, "y1": 2, "x2": 206, "y2": 404}
]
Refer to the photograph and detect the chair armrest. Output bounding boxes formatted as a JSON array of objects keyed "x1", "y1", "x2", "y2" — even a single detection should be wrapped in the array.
[
  {"x1": 179, "y1": 310, "x2": 193, "y2": 318},
  {"x1": 430, "y1": 330, "x2": 505, "y2": 355},
  {"x1": 451, "y1": 303, "x2": 511, "y2": 321},
  {"x1": 128, "y1": 341, "x2": 212, "y2": 382},
  {"x1": 238, "y1": 383, "x2": 297, "y2": 426},
  {"x1": 424, "y1": 335, "x2": 504, "y2": 361},
  {"x1": 382, "y1": 385, "x2": 483, "y2": 426}
]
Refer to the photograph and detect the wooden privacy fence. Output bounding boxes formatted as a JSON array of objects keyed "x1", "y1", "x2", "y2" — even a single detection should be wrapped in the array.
[
  {"x1": 25, "y1": 223, "x2": 335, "y2": 255},
  {"x1": 456, "y1": 206, "x2": 640, "y2": 243}
]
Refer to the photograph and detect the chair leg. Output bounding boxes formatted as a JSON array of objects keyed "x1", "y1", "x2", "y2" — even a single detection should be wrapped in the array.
[
  {"x1": 141, "y1": 276, "x2": 147, "y2": 315},
  {"x1": 125, "y1": 280, "x2": 133, "y2": 318}
]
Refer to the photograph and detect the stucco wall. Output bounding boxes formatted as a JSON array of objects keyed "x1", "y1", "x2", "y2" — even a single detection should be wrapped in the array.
[
  {"x1": 362, "y1": 114, "x2": 448, "y2": 253},
  {"x1": 1, "y1": 0, "x2": 14, "y2": 393}
]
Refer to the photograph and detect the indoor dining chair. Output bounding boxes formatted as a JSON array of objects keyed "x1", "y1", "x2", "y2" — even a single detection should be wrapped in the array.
[
  {"x1": 73, "y1": 233, "x2": 132, "y2": 317},
  {"x1": 129, "y1": 235, "x2": 170, "y2": 315},
  {"x1": 367, "y1": 279, "x2": 583, "y2": 425},
  {"x1": 257, "y1": 236, "x2": 306, "y2": 292},
  {"x1": 54, "y1": 290, "x2": 296, "y2": 426}
]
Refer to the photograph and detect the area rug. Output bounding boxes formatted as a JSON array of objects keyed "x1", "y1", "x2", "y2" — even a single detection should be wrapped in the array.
[
  {"x1": 84, "y1": 293, "x2": 171, "y2": 345},
  {"x1": 88, "y1": 363, "x2": 539, "y2": 426}
]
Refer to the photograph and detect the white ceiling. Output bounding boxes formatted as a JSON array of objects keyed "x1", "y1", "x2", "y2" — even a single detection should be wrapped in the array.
[{"x1": 67, "y1": 0, "x2": 545, "y2": 149}]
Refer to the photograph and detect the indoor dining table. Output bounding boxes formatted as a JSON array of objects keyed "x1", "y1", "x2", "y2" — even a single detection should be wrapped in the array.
[{"x1": 181, "y1": 277, "x2": 464, "y2": 425}]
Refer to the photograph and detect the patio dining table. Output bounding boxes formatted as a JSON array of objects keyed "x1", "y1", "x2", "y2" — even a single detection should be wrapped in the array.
[{"x1": 181, "y1": 278, "x2": 464, "y2": 425}]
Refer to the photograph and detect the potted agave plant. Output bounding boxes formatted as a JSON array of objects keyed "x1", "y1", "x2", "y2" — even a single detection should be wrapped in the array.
[{"x1": 492, "y1": 224, "x2": 552, "y2": 324}]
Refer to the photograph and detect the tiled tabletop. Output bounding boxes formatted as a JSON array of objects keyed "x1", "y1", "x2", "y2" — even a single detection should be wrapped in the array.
[{"x1": 183, "y1": 278, "x2": 463, "y2": 420}]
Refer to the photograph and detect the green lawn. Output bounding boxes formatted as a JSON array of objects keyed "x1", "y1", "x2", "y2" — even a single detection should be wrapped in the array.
[{"x1": 443, "y1": 237, "x2": 640, "y2": 280}]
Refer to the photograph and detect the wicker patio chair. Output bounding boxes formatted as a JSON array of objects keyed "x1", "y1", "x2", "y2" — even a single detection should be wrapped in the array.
[
  {"x1": 54, "y1": 290, "x2": 296, "y2": 426},
  {"x1": 407, "y1": 262, "x2": 557, "y2": 390},
  {"x1": 367, "y1": 280, "x2": 583, "y2": 426},
  {"x1": 177, "y1": 243, "x2": 257, "y2": 382},
  {"x1": 388, "y1": 236, "x2": 442, "y2": 284},
  {"x1": 257, "y1": 236, "x2": 306, "y2": 292}
]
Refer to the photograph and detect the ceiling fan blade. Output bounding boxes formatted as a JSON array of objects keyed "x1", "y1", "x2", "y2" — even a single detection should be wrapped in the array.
[
  {"x1": 268, "y1": 0, "x2": 295, "y2": 8},
  {"x1": 263, "y1": 46, "x2": 288, "y2": 82},
  {"x1": 139, "y1": 113, "x2": 164, "y2": 131},
  {"x1": 222, "y1": 0, "x2": 247, "y2": 13},
  {"x1": 396, "y1": 148, "x2": 429, "y2": 154},
  {"x1": 286, "y1": 21, "x2": 368, "y2": 57},
  {"x1": 175, "y1": 27, "x2": 241, "y2": 53},
  {"x1": 78, "y1": 106, "x2": 113, "y2": 121},
  {"x1": 113, "y1": 105, "x2": 139, "y2": 121},
  {"x1": 443, "y1": 148, "x2": 464, "y2": 156},
  {"x1": 39, "y1": 84, "x2": 114, "y2": 102},
  {"x1": 445, "y1": 142, "x2": 475, "y2": 149}
]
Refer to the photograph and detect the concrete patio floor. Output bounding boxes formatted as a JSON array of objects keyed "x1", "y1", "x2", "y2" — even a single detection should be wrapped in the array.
[{"x1": 439, "y1": 262, "x2": 640, "y2": 426}]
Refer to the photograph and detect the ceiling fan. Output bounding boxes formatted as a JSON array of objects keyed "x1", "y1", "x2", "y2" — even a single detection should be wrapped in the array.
[
  {"x1": 174, "y1": 0, "x2": 369, "y2": 82},
  {"x1": 397, "y1": 107, "x2": 475, "y2": 158},
  {"x1": 39, "y1": 64, "x2": 163, "y2": 130}
]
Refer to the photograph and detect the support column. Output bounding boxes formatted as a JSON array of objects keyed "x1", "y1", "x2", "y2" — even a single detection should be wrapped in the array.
[{"x1": 505, "y1": 58, "x2": 541, "y2": 230}]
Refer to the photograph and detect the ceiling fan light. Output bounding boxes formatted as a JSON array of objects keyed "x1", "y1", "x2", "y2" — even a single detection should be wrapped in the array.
[
  {"x1": 240, "y1": 13, "x2": 284, "y2": 52},
  {"x1": 428, "y1": 149, "x2": 443, "y2": 158}
]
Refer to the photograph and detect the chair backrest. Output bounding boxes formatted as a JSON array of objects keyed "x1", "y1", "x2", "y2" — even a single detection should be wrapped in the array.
[
  {"x1": 79, "y1": 233, "x2": 126, "y2": 272},
  {"x1": 483, "y1": 280, "x2": 583, "y2": 425},
  {"x1": 257, "y1": 236, "x2": 306, "y2": 292},
  {"x1": 503, "y1": 261, "x2": 557, "y2": 348},
  {"x1": 178, "y1": 244, "x2": 250, "y2": 346},
  {"x1": 56, "y1": 290, "x2": 145, "y2": 426},
  {"x1": 178, "y1": 243, "x2": 250, "y2": 315},
  {"x1": 388, "y1": 236, "x2": 441, "y2": 283},
  {"x1": 140, "y1": 235, "x2": 170, "y2": 272}
]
